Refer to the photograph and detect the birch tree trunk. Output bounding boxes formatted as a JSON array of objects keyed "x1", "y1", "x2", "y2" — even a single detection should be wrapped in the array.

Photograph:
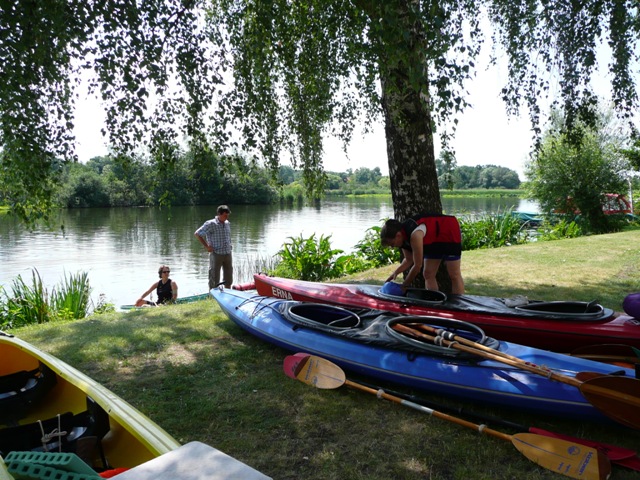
[{"x1": 374, "y1": 0, "x2": 448, "y2": 290}]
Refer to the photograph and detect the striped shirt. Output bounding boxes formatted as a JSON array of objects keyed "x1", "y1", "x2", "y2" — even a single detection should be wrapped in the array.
[{"x1": 195, "y1": 217, "x2": 232, "y2": 254}]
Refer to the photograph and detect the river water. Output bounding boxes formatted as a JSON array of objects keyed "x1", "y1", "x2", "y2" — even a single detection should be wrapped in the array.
[{"x1": 0, "y1": 196, "x2": 537, "y2": 308}]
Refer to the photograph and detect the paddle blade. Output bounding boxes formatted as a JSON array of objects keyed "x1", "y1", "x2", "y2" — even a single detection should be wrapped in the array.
[
  {"x1": 294, "y1": 355, "x2": 346, "y2": 389},
  {"x1": 575, "y1": 372, "x2": 612, "y2": 382},
  {"x1": 580, "y1": 376, "x2": 640, "y2": 430},
  {"x1": 529, "y1": 427, "x2": 638, "y2": 464},
  {"x1": 283, "y1": 353, "x2": 312, "y2": 379},
  {"x1": 512, "y1": 433, "x2": 610, "y2": 480}
]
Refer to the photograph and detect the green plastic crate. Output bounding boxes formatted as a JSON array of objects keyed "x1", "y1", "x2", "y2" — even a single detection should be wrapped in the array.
[
  {"x1": 3, "y1": 453, "x2": 95, "y2": 477},
  {"x1": 6, "y1": 459, "x2": 101, "y2": 480}
]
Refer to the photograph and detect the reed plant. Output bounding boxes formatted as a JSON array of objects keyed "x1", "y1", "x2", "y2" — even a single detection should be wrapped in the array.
[
  {"x1": 50, "y1": 271, "x2": 91, "y2": 320},
  {"x1": 235, "y1": 254, "x2": 280, "y2": 284},
  {"x1": 0, "y1": 268, "x2": 92, "y2": 329},
  {"x1": 0, "y1": 269, "x2": 50, "y2": 328}
]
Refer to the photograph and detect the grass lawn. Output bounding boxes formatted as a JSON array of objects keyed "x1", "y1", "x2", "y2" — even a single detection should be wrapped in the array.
[{"x1": 10, "y1": 229, "x2": 640, "y2": 479}]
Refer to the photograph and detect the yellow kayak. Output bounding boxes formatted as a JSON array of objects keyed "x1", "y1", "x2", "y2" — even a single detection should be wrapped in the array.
[{"x1": 0, "y1": 331, "x2": 180, "y2": 476}]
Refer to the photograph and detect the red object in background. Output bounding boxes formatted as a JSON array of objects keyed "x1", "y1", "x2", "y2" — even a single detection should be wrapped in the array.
[
  {"x1": 602, "y1": 193, "x2": 632, "y2": 215},
  {"x1": 100, "y1": 468, "x2": 128, "y2": 478},
  {"x1": 556, "y1": 193, "x2": 632, "y2": 215}
]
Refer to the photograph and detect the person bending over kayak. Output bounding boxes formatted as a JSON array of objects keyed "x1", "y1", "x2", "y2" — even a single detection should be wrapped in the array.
[
  {"x1": 135, "y1": 265, "x2": 178, "y2": 306},
  {"x1": 380, "y1": 214, "x2": 464, "y2": 294}
]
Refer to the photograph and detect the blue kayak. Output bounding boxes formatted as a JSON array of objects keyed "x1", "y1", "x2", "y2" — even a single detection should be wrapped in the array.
[{"x1": 211, "y1": 287, "x2": 638, "y2": 424}]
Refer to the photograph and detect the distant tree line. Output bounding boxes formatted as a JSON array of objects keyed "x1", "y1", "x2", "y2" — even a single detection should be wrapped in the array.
[
  {"x1": 43, "y1": 153, "x2": 523, "y2": 209},
  {"x1": 435, "y1": 154, "x2": 521, "y2": 189},
  {"x1": 56, "y1": 153, "x2": 279, "y2": 208}
]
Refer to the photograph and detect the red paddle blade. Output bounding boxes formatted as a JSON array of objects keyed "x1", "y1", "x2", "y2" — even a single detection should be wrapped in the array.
[
  {"x1": 615, "y1": 455, "x2": 640, "y2": 472},
  {"x1": 283, "y1": 353, "x2": 312, "y2": 379}
]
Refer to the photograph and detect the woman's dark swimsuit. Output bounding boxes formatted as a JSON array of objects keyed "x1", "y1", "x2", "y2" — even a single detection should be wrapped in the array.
[{"x1": 156, "y1": 278, "x2": 174, "y2": 304}]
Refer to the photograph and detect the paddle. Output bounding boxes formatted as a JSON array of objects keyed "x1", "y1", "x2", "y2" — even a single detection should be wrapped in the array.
[
  {"x1": 352, "y1": 378, "x2": 640, "y2": 470},
  {"x1": 285, "y1": 352, "x2": 639, "y2": 470},
  {"x1": 289, "y1": 354, "x2": 611, "y2": 480},
  {"x1": 393, "y1": 321, "x2": 640, "y2": 430}
]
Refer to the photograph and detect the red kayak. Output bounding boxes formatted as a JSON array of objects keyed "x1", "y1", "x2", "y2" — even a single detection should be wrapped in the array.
[{"x1": 254, "y1": 273, "x2": 640, "y2": 353}]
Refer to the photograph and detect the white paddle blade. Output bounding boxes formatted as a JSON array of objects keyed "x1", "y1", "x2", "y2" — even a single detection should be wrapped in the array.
[
  {"x1": 512, "y1": 433, "x2": 611, "y2": 480},
  {"x1": 295, "y1": 355, "x2": 346, "y2": 389}
]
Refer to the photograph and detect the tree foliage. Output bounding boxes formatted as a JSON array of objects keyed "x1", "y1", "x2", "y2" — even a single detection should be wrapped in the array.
[
  {"x1": 438, "y1": 164, "x2": 521, "y2": 189},
  {"x1": 1, "y1": 0, "x2": 220, "y2": 224},
  {"x1": 525, "y1": 108, "x2": 629, "y2": 233},
  {"x1": 55, "y1": 154, "x2": 279, "y2": 208},
  {"x1": 1, "y1": 0, "x2": 639, "y2": 227},
  {"x1": 620, "y1": 136, "x2": 640, "y2": 171}
]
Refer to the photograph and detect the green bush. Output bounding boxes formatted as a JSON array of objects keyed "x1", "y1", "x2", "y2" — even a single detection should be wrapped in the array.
[
  {"x1": 537, "y1": 218, "x2": 582, "y2": 241},
  {"x1": 352, "y1": 226, "x2": 402, "y2": 266},
  {"x1": 459, "y1": 209, "x2": 529, "y2": 250},
  {"x1": 272, "y1": 234, "x2": 345, "y2": 281},
  {"x1": 266, "y1": 212, "x2": 590, "y2": 283}
]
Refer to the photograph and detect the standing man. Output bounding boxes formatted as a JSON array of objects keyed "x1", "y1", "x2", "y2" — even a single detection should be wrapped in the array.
[
  {"x1": 195, "y1": 205, "x2": 233, "y2": 289},
  {"x1": 380, "y1": 214, "x2": 464, "y2": 294}
]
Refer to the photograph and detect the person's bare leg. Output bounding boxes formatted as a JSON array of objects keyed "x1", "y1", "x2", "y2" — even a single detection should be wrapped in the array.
[
  {"x1": 423, "y1": 259, "x2": 442, "y2": 291},
  {"x1": 446, "y1": 260, "x2": 465, "y2": 294}
]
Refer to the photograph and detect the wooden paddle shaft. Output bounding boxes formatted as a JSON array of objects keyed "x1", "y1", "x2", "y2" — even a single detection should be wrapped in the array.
[
  {"x1": 290, "y1": 354, "x2": 610, "y2": 479},
  {"x1": 408, "y1": 323, "x2": 568, "y2": 377},
  {"x1": 394, "y1": 324, "x2": 582, "y2": 387},
  {"x1": 345, "y1": 379, "x2": 514, "y2": 442}
]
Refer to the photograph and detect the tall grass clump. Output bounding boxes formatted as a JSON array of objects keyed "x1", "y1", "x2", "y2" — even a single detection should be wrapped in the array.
[
  {"x1": 0, "y1": 269, "x2": 92, "y2": 329},
  {"x1": 235, "y1": 254, "x2": 280, "y2": 284},
  {"x1": 0, "y1": 269, "x2": 50, "y2": 327},
  {"x1": 50, "y1": 271, "x2": 91, "y2": 320},
  {"x1": 459, "y1": 209, "x2": 530, "y2": 250}
]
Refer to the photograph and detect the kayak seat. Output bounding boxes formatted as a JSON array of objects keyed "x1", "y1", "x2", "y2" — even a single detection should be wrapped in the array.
[
  {"x1": 0, "y1": 362, "x2": 57, "y2": 425},
  {"x1": 279, "y1": 301, "x2": 501, "y2": 359},
  {"x1": 515, "y1": 301, "x2": 604, "y2": 318},
  {"x1": 284, "y1": 304, "x2": 362, "y2": 330}
]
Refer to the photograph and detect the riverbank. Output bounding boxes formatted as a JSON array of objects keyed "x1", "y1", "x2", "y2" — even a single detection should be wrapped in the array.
[{"x1": 10, "y1": 230, "x2": 640, "y2": 480}]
